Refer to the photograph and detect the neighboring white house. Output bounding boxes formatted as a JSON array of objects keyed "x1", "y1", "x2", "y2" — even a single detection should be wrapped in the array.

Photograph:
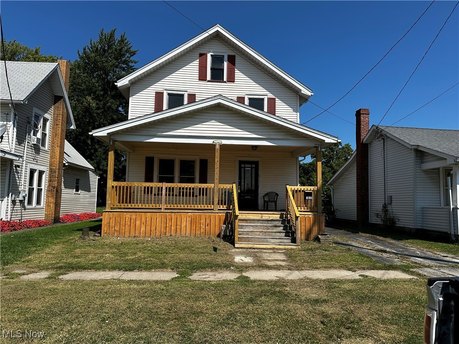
[
  {"x1": 329, "y1": 123, "x2": 459, "y2": 238},
  {"x1": 0, "y1": 61, "x2": 97, "y2": 221},
  {"x1": 90, "y1": 24, "x2": 339, "y2": 243}
]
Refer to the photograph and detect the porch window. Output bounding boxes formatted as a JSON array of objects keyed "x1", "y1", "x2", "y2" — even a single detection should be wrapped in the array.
[
  {"x1": 158, "y1": 159, "x2": 175, "y2": 183},
  {"x1": 210, "y1": 54, "x2": 225, "y2": 81},
  {"x1": 167, "y1": 93, "x2": 185, "y2": 109},
  {"x1": 179, "y1": 160, "x2": 195, "y2": 183},
  {"x1": 247, "y1": 96, "x2": 266, "y2": 111},
  {"x1": 27, "y1": 167, "x2": 45, "y2": 207}
]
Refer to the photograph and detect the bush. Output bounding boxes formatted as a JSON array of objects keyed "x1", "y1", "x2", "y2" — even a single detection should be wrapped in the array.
[{"x1": 0, "y1": 212, "x2": 101, "y2": 233}]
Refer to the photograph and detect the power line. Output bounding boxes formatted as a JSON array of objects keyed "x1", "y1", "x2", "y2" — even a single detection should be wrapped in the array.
[
  {"x1": 0, "y1": 15, "x2": 16, "y2": 115},
  {"x1": 391, "y1": 82, "x2": 459, "y2": 125},
  {"x1": 306, "y1": 100, "x2": 354, "y2": 125},
  {"x1": 163, "y1": 1, "x2": 206, "y2": 31},
  {"x1": 304, "y1": 0, "x2": 436, "y2": 124},
  {"x1": 378, "y1": 1, "x2": 459, "y2": 125}
]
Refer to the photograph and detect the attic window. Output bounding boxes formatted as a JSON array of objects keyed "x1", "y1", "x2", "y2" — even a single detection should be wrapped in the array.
[
  {"x1": 210, "y1": 54, "x2": 225, "y2": 81},
  {"x1": 247, "y1": 97, "x2": 266, "y2": 111},
  {"x1": 167, "y1": 92, "x2": 185, "y2": 109}
]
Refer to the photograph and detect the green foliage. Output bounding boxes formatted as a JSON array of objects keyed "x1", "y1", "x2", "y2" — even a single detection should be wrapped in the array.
[
  {"x1": 67, "y1": 29, "x2": 137, "y2": 204},
  {"x1": 0, "y1": 40, "x2": 58, "y2": 62}
]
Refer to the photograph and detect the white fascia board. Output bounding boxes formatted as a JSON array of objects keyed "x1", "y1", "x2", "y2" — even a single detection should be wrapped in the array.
[
  {"x1": 115, "y1": 25, "x2": 313, "y2": 97},
  {"x1": 91, "y1": 96, "x2": 338, "y2": 143},
  {"x1": 55, "y1": 67, "x2": 76, "y2": 129}
]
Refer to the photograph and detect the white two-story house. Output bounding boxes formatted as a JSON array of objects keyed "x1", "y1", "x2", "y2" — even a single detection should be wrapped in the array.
[
  {"x1": 0, "y1": 61, "x2": 98, "y2": 222},
  {"x1": 91, "y1": 25, "x2": 339, "y2": 247}
]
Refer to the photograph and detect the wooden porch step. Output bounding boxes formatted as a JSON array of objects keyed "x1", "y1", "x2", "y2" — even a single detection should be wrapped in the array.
[
  {"x1": 238, "y1": 236, "x2": 293, "y2": 245},
  {"x1": 235, "y1": 242, "x2": 299, "y2": 249},
  {"x1": 239, "y1": 211, "x2": 284, "y2": 220},
  {"x1": 238, "y1": 229, "x2": 288, "y2": 236}
]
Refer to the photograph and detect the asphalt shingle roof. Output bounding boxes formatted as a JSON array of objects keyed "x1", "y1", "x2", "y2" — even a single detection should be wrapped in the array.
[
  {"x1": 64, "y1": 141, "x2": 95, "y2": 170},
  {"x1": 379, "y1": 126, "x2": 459, "y2": 159},
  {"x1": 0, "y1": 61, "x2": 58, "y2": 102}
]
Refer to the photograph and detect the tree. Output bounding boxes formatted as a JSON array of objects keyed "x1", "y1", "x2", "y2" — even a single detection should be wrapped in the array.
[
  {"x1": 67, "y1": 29, "x2": 137, "y2": 205},
  {"x1": 0, "y1": 40, "x2": 58, "y2": 62},
  {"x1": 299, "y1": 143, "x2": 353, "y2": 219}
]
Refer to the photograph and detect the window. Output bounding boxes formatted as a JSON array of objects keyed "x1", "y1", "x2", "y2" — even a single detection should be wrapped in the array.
[
  {"x1": 27, "y1": 167, "x2": 45, "y2": 207},
  {"x1": 248, "y1": 97, "x2": 266, "y2": 111},
  {"x1": 158, "y1": 159, "x2": 175, "y2": 183},
  {"x1": 210, "y1": 54, "x2": 225, "y2": 81},
  {"x1": 74, "y1": 178, "x2": 80, "y2": 193},
  {"x1": 32, "y1": 109, "x2": 49, "y2": 149},
  {"x1": 179, "y1": 160, "x2": 196, "y2": 183},
  {"x1": 443, "y1": 168, "x2": 453, "y2": 206},
  {"x1": 167, "y1": 93, "x2": 185, "y2": 109},
  {"x1": 144, "y1": 157, "x2": 154, "y2": 182}
]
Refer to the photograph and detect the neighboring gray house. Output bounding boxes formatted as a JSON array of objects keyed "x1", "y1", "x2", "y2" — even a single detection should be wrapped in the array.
[
  {"x1": 0, "y1": 61, "x2": 97, "y2": 221},
  {"x1": 329, "y1": 116, "x2": 459, "y2": 238}
]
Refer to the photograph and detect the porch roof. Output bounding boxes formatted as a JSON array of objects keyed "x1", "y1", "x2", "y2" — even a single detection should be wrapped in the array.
[{"x1": 90, "y1": 95, "x2": 339, "y2": 147}]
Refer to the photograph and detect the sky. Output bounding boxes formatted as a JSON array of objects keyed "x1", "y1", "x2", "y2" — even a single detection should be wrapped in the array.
[{"x1": 1, "y1": 1, "x2": 458, "y2": 147}]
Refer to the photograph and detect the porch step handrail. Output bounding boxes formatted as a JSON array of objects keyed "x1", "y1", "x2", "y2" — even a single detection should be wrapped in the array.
[
  {"x1": 286, "y1": 185, "x2": 301, "y2": 244},
  {"x1": 232, "y1": 183, "x2": 239, "y2": 244},
  {"x1": 287, "y1": 185, "x2": 318, "y2": 212},
  {"x1": 111, "y1": 181, "x2": 233, "y2": 210}
]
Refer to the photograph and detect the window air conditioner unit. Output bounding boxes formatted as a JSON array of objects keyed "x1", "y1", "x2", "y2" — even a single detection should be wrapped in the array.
[{"x1": 31, "y1": 136, "x2": 41, "y2": 146}]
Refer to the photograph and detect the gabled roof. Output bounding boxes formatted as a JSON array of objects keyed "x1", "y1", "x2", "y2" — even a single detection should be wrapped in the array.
[
  {"x1": 64, "y1": 140, "x2": 95, "y2": 171},
  {"x1": 365, "y1": 125, "x2": 459, "y2": 161},
  {"x1": 0, "y1": 61, "x2": 75, "y2": 129},
  {"x1": 90, "y1": 95, "x2": 338, "y2": 144},
  {"x1": 115, "y1": 24, "x2": 313, "y2": 101},
  {"x1": 327, "y1": 152, "x2": 356, "y2": 185}
]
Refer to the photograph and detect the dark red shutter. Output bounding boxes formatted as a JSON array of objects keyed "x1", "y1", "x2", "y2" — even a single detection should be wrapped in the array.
[
  {"x1": 188, "y1": 93, "x2": 196, "y2": 103},
  {"x1": 267, "y1": 97, "x2": 276, "y2": 115},
  {"x1": 236, "y1": 96, "x2": 245, "y2": 104},
  {"x1": 154, "y1": 91, "x2": 164, "y2": 112},
  {"x1": 198, "y1": 53, "x2": 207, "y2": 81},
  {"x1": 227, "y1": 55, "x2": 236, "y2": 82}
]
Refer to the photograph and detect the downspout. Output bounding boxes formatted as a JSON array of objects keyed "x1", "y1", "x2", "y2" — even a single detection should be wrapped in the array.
[
  {"x1": 382, "y1": 136, "x2": 387, "y2": 204},
  {"x1": 447, "y1": 172, "x2": 455, "y2": 240}
]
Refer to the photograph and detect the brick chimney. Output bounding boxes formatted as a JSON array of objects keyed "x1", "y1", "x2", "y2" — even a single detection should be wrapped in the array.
[
  {"x1": 45, "y1": 60, "x2": 69, "y2": 223},
  {"x1": 355, "y1": 108, "x2": 369, "y2": 228}
]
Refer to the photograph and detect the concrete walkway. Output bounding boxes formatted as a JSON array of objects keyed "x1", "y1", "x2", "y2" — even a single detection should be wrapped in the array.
[
  {"x1": 9, "y1": 268, "x2": 416, "y2": 281},
  {"x1": 325, "y1": 227, "x2": 459, "y2": 277}
]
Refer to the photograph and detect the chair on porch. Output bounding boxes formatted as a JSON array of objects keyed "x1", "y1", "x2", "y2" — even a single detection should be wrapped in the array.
[{"x1": 263, "y1": 192, "x2": 279, "y2": 211}]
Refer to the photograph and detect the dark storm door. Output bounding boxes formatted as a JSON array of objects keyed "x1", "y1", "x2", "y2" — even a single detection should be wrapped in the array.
[{"x1": 238, "y1": 161, "x2": 259, "y2": 210}]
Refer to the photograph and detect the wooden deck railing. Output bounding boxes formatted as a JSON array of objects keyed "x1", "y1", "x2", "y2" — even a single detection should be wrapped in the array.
[
  {"x1": 287, "y1": 185, "x2": 318, "y2": 212},
  {"x1": 286, "y1": 185, "x2": 301, "y2": 244},
  {"x1": 111, "y1": 182, "x2": 233, "y2": 210},
  {"x1": 231, "y1": 183, "x2": 239, "y2": 244}
]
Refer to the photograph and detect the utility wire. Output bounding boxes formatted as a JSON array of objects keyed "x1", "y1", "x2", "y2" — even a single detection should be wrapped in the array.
[
  {"x1": 163, "y1": 1, "x2": 206, "y2": 31},
  {"x1": 378, "y1": 1, "x2": 459, "y2": 125},
  {"x1": 304, "y1": 0, "x2": 436, "y2": 124},
  {"x1": 0, "y1": 15, "x2": 16, "y2": 115},
  {"x1": 391, "y1": 82, "x2": 459, "y2": 125},
  {"x1": 307, "y1": 100, "x2": 354, "y2": 125}
]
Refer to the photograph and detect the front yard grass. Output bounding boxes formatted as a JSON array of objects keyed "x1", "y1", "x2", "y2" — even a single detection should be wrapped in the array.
[{"x1": 1, "y1": 278, "x2": 425, "y2": 343}]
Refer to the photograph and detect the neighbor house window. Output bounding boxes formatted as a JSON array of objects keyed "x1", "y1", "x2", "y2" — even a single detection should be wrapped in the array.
[
  {"x1": 210, "y1": 54, "x2": 225, "y2": 81},
  {"x1": 32, "y1": 109, "x2": 49, "y2": 149},
  {"x1": 158, "y1": 159, "x2": 175, "y2": 183},
  {"x1": 179, "y1": 160, "x2": 196, "y2": 183},
  {"x1": 27, "y1": 167, "x2": 45, "y2": 207},
  {"x1": 74, "y1": 178, "x2": 80, "y2": 193},
  {"x1": 247, "y1": 97, "x2": 266, "y2": 111}
]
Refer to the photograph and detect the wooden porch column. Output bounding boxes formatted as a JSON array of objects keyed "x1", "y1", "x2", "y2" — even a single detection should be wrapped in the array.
[
  {"x1": 316, "y1": 146, "x2": 323, "y2": 214},
  {"x1": 106, "y1": 140, "x2": 115, "y2": 210},
  {"x1": 213, "y1": 140, "x2": 222, "y2": 210}
]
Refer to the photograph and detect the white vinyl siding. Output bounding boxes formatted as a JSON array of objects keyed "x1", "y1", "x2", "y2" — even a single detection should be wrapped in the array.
[
  {"x1": 422, "y1": 207, "x2": 451, "y2": 233},
  {"x1": 332, "y1": 160, "x2": 357, "y2": 221},
  {"x1": 368, "y1": 139, "x2": 385, "y2": 225},
  {"x1": 128, "y1": 38, "x2": 299, "y2": 122},
  {"x1": 127, "y1": 143, "x2": 297, "y2": 210},
  {"x1": 61, "y1": 167, "x2": 98, "y2": 215},
  {"x1": 0, "y1": 106, "x2": 15, "y2": 153}
]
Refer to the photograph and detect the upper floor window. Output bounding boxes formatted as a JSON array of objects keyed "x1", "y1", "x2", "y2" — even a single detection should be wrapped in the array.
[
  {"x1": 32, "y1": 108, "x2": 49, "y2": 149},
  {"x1": 27, "y1": 167, "x2": 46, "y2": 207},
  {"x1": 247, "y1": 96, "x2": 266, "y2": 111},
  {"x1": 210, "y1": 54, "x2": 225, "y2": 81}
]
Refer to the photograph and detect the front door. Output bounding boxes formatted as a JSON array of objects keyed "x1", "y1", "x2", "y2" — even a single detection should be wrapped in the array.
[{"x1": 238, "y1": 161, "x2": 259, "y2": 210}]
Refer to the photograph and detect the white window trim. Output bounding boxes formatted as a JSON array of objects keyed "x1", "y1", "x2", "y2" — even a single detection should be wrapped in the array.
[
  {"x1": 207, "y1": 52, "x2": 227, "y2": 82},
  {"x1": 154, "y1": 156, "x2": 199, "y2": 183},
  {"x1": 31, "y1": 108, "x2": 50, "y2": 150},
  {"x1": 245, "y1": 95, "x2": 268, "y2": 112},
  {"x1": 26, "y1": 164, "x2": 47, "y2": 208},
  {"x1": 164, "y1": 90, "x2": 188, "y2": 110}
]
